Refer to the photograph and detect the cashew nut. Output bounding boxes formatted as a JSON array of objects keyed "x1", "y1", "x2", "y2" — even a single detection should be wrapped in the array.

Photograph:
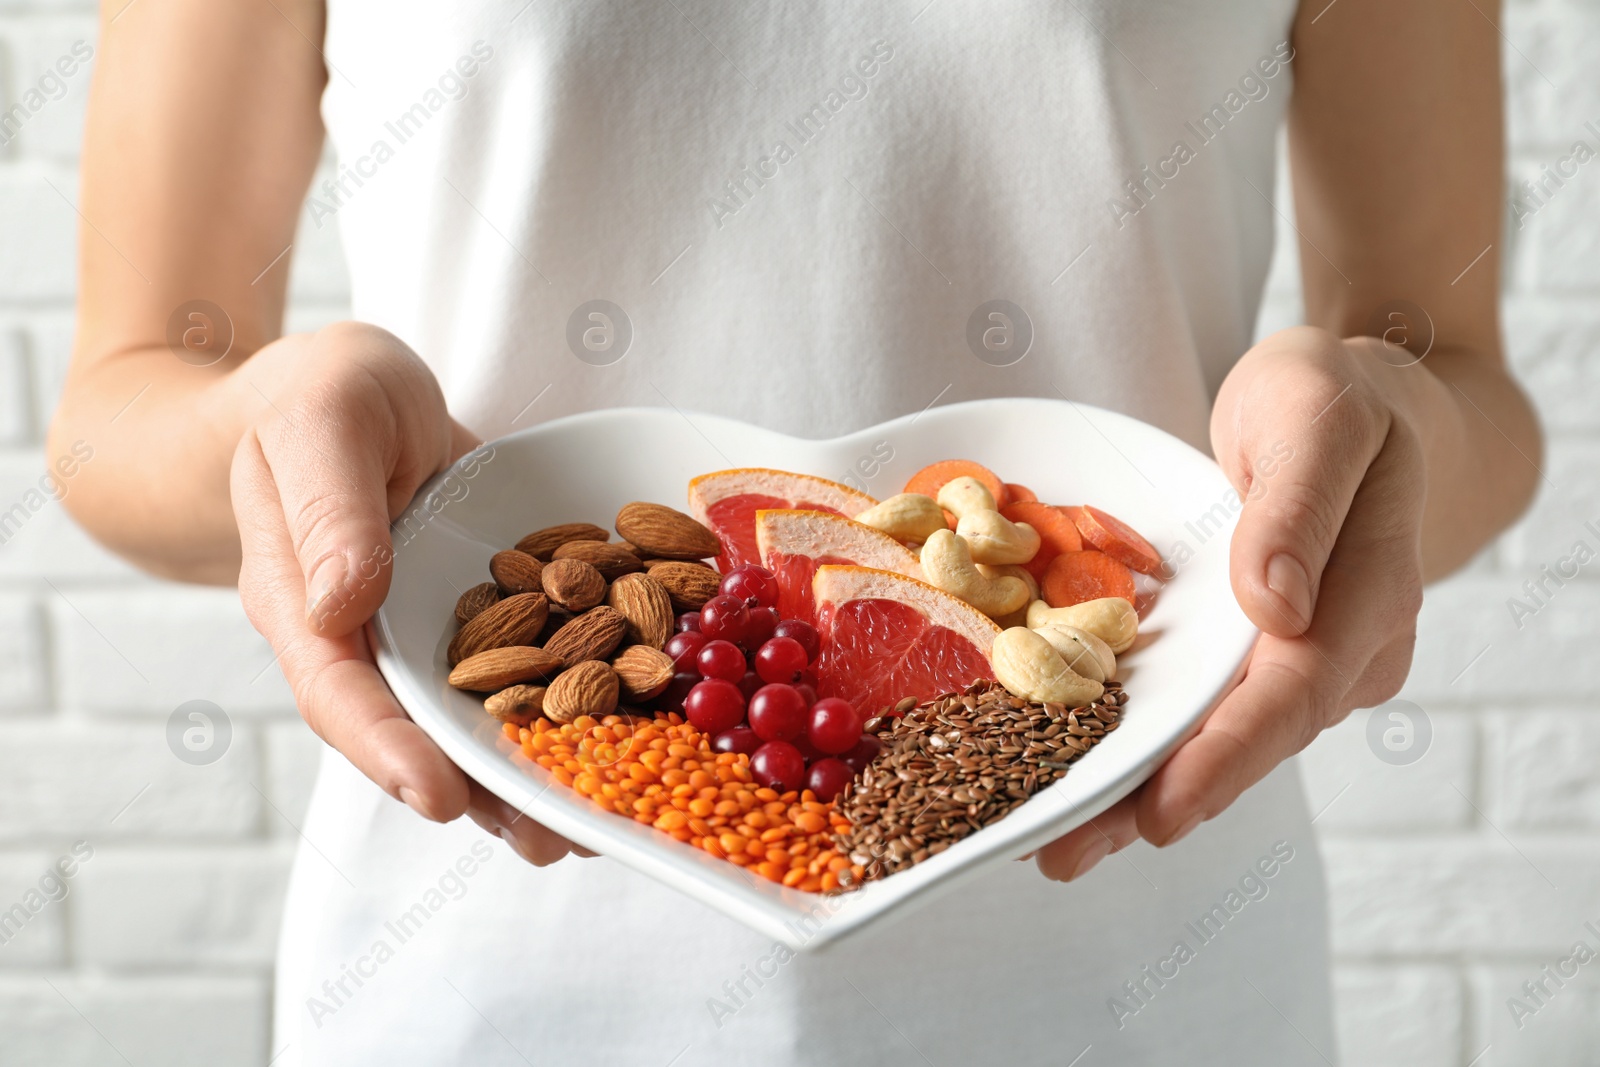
[
  {"x1": 936, "y1": 476, "x2": 996, "y2": 521},
  {"x1": 1032, "y1": 623, "x2": 1117, "y2": 682},
  {"x1": 958, "y1": 509, "x2": 1041, "y2": 565},
  {"x1": 920, "y1": 529, "x2": 1030, "y2": 618},
  {"x1": 988, "y1": 569, "x2": 1037, "y2": 628},
  {"x1": 991, "y1": 627, "x2": 1105, "y2": 706},
  {"x1": 853, "y1": 493, "x2": 947, "y2": 543},
  {"x1": 1026, "y1": 597, "x2": 1139, "y2": 654},
  {"x1": 976, "y1": 562, "x2": 1039, "y2": 602}
]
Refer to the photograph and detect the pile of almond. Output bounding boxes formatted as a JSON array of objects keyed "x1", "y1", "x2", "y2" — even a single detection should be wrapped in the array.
[{"x1": 446, "y1": 502, "x2": 723, "y2": 725}]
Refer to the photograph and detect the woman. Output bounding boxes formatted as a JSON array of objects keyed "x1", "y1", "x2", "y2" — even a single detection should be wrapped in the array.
[{"x1": 52, "y1": 0, "x2": 1536, "y2": 1062}]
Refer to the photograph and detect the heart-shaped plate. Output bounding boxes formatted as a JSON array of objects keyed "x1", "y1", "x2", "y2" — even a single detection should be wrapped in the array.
[{"x1": 370, "y1": 398, "x2": 1256, "y2": 950}]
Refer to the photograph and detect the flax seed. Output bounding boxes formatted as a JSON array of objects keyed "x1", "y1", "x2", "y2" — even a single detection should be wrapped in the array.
[{"x1": 831, "y1": 679, "x2": 1124, "y2": 884}]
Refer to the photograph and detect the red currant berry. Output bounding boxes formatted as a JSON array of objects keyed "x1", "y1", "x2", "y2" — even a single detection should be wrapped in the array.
[
  {"x1": 750, "y1": 741, "x2": 806, "y2": 791},
  {"x1": 737, "y1": 670, "x2": 764, "y2": 701},
  {"x1": 712, "y1": 726, "x2": 762, "y2": 756},
  {"x1": 684, "y1": 678, "x2": 746, "y2": 735},
  {"x1": 658, "y1": 672, "x2": 700, "y2": 715},
  {"x1": 664, "y1": 630, "x2": 709, "y2": 672},
  {"x1": 742, "y1": 606, "x2": 780, "y2": 649},
  {"x1": 754, "y1": 636, "x2": 809, "y2": 684},
  {"x1": 720, "y1": 565, "x2": 779, "y2": 608},
  {"x1": 840, "y1": 734, "x2": 882, "y2": 773},
  {"x1": 792, "y1": 731, "x2": 825, "y2": 764},
  {"x1": 747, "y1": 683, "x2": 806, "y2": 742},
  {"x1": 773, "y1": 618, "x2": 819, "y2": 662},
  {"x1": 807, "y1": 697, "x2": 862, "y2": 754},
  {"x1": 699, "y1": 594, "x2": 750, "y2": 644},
  {"x1": 675, "y1": 612, "x2": 702, "y2": 633},
  {"x1": 805, "y1": 757, "x2": 856, "y2": 801},
  {"x1": 793, "y1": 682, "x2": 818, "y2": 708},
  {"x1": 695, "y1": 639, "x2": 746, "y2": 683}
]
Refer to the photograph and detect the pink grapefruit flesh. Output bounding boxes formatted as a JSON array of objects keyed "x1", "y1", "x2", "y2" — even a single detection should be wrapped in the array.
[
  {"x1": 755, "y1": 510, "x2": 921, "y2": 622},
  {"x1": 811, "y1": 566, "x2": 999, "y2": 716},
  {"x1": 688, "y1": 469, "x2": 878, "y2": 572}
]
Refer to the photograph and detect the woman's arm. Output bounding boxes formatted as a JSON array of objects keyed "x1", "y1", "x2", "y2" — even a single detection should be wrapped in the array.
[
  {"x1": 49, "y1": 0, "x2": 578, "y2": 864},
  {"x1": 1286, "y1": 0, "x2": 1538, "y2": 577},
  {"x1": 49, "y1": 0, "x2": 326, "y2": 582},
  {"x1": 1039, "y1": 0, "x2": 1540, "y2": 879}
]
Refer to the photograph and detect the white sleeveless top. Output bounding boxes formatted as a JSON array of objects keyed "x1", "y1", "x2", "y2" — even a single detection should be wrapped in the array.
[{"x1": 274, "y1": 3, "x2": 1336, "y2": 1063}]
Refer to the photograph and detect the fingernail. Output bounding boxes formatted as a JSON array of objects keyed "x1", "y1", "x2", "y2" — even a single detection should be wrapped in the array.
[
  {"x1": 1068, "y1": 838, "x2": 1113, "y2": 881},
  {"x1": 1266, "y1": 553, "x2": 1313, "y2": 629},
  {"x1": 398, "y1": 786, "x2": 431, "y2": 820},
  {"x1": 1164, "y1": 813, "x2": 1203, "y2": 847},
  {"x1": 305, "y1": 555, "x2": 348, "y2": 625}
]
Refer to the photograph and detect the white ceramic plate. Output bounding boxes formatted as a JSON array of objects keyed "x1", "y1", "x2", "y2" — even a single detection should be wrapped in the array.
[{"x1": 371, "y1": 398, "x2": 1256, "y2": 951}]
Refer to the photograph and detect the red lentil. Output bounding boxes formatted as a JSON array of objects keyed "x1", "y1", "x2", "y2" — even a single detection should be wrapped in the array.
[{"x1": 507, "y1": 713, "x2": 865, "y2": 890}]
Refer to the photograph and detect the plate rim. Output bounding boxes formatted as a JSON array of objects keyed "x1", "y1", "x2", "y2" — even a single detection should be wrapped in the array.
[{"x1": 370, "y1": 397, "x2": 1259, "y2": 949}]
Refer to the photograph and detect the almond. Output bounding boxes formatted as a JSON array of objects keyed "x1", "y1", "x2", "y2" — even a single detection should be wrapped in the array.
[
  {"x1": 552, "y1": 539, "x2": 643, "y2": 580},
  {"x1": 538, "y1": 608, "x2": 573, "y2": 645},
  {"x1": 606, "y1": 572, "x2": 674, "y2": 649},
  {"x1": 483, "y1": 684, "x2": 546, "y2": 724},
  {"x1": 489, "y1": 549, "x2": 544, "y2": 596},
  {"x1": 642, "y1": 558, "x2": 717, "y2": 571},
  {"x1": 610, "y1": 644, "x2": 674, "y2": 702},
  {"x1": 648, "y1": 561, "x2": 722, "y2": 611},
  {"x1": 515, "y1": 522, "x2": 609, "y2": 561},
  {"x1": 614, "y1": 502, "x2": 721, "y2": 561},
  {"x1": 543, "y1": 605, "x2": 627, "y2": 666},
  {"x1": 541, "y1": 558, "x2": 607, "y2": 613},
  {"x1": 542, "y1": 660, "x2": 619, "y2": 724},
  {"x1": 447, "y1": 646, "x2": 564, "y2": 691},
  {"x1": 448, "y1": 592, "x2": 549, "y2": 666},
  {"x1": 454, "y1": 582, "x2": 500, "y2": 625}
]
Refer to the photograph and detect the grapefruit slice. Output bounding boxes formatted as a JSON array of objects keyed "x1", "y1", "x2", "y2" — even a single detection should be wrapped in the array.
[
  {"x1": 812, "y1": 566, "x2": 1000, "y2": 716},
  {"x1": 688, "y1": 469, "x2": 878, "y2": 572},
  {"x1": 754, "y1": 510, "x2": 921, "y2": 623}
]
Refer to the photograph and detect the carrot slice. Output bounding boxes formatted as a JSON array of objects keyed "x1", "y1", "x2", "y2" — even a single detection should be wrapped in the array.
[
  {"x1": 1069, "y1": 505, "x2": 1164, "y2": 576},
  {"x1": 903, "y1": 460, "x2": 1008, "y2": 510},
  {"x1": 1041, "y1": 550, "x2": 1136, "y2": 608},
  {"x1": 1003, "y1": 483, "x2": 1037, "y2": 504},
  {"x1": 1002, "y1": 501, "x2": 1083, "y2": 582}
]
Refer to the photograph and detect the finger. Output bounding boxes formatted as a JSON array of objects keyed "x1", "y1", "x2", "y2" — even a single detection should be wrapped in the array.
[
  {"x1": 466, "y1": 782, "x2": 593, "y2": 866},
  {"x1": 1134, "y1": 637, "x2": 1330, "y2": 845},
  {"x1": 1035, "y1": 790, "x2": 1143, "y2": 882},
  {"x1": 447, "y1": 417, "x2": 483, "y2": 464},
  {"x1": 256, "y1": 388, "x2": 402, "y2": 637},
  {"x1": 1213, "y1": 331, "x2": 1386, "y2": 637},
  {"x1": 256, "y1": 336, "x2": 454, "y2": 637},
  {"x1": 234, "y1": 431, "x2": 471, "y2": 822},
  {"x1": 1140, "y1": 416, "x2": 1426, "y2": 841}
]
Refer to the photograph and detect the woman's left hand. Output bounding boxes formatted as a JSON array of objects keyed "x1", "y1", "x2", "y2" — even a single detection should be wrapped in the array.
[{"x1": 1036, "y1": 326, "x2": 1427, "y2": 880}]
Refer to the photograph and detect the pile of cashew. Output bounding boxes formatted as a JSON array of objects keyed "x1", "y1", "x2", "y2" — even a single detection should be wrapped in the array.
[
  {"x1": 857, "y1": 476, "x2": 1045, "y2": 622},
  {"x1": 1027, "y1": 597, "x2": 1138, "y2": 654},
  {"x1": 858, "y1": 477, "x2": 1143, "y2": 705},
  {"x1": 919, "y1": 530, "x2": 1030, "y2": 618},
  {"x1": 990, "y1": 627, "x2": 1105, "y2": 706}
]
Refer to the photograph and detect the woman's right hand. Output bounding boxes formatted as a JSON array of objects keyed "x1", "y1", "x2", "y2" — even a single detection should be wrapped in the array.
[{"x1": 230, "y1": 322, "x2": 587, "y2": 865}]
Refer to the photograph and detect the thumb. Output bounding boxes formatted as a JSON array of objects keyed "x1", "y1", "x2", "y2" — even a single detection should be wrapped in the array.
[
  {"x1": 255, "y1": 410, "x2": 400, "y2": 638},
  {"x1": 1215, "y1": 360, "x2": 1387, "y2": 639}
]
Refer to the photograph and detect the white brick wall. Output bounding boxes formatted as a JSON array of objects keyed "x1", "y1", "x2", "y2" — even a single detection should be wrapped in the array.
[{"x1": 1, "y1": 2, "x2": 1594, "y2": 1063}]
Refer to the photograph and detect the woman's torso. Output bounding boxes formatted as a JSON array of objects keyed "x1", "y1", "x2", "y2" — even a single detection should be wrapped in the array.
[{"x1": 275, "y1": 3, "x2": 1334, "y2": 1063}]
